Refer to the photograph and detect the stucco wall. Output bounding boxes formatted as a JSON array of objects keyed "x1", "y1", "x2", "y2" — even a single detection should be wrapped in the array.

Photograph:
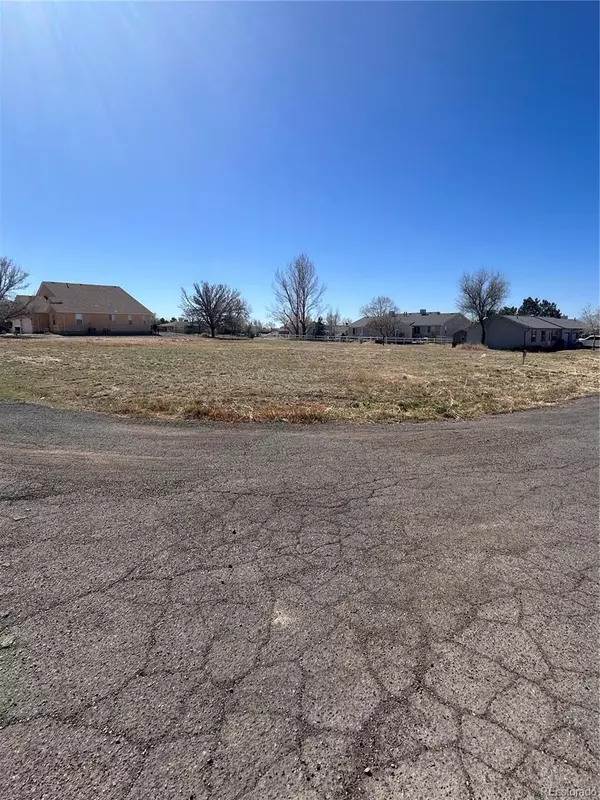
[
  {"x1": 12, "y1": 313, "x2": 50, "y2": 333},
  {"x1": 49, "y1": 312, "x2": 151, "y2": 335}
]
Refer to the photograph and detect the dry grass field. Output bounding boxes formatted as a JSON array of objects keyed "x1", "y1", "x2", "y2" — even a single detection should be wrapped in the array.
[{"x1": 0, "y1": 335, "x2": 598, "y2": 423}]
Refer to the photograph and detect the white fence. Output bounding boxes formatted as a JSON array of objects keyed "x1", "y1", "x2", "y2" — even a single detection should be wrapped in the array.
[{"x1": 261, "y1": 334, "x2": 454, "y2": 345}]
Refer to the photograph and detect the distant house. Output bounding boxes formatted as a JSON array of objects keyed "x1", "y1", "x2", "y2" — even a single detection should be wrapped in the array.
[
  {"x1": 304, "y1": 321, "x2": 350, "y2": 338},
  {"x1": 466, "y1": 315, "x2": 584, "y2": 349},
  {"x1": 330, "y1": 324, "x2": 351, "y2": 338},
  {"x1": 10, "y1": 282, "x2": 152, "y2": 335},
  {"x1": 348, "y1": 311, "x2": 471, "y2": 339},
  {"x1": 157, "y1": 320, "x2": 195, "y2": 334}
]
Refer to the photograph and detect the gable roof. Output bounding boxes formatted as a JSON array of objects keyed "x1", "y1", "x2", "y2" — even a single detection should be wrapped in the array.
[
  {"x1": 13, "y1": 295, "x2": 49, "y2": 314},
  {"x1": 37, "y1": 282, "x2": 151, "y2": 315},
  {"x1": 349, "y1": 316, "x2": 374, "y2": 328},
  {"x1": 502, "y1": 315, "x2": 583, "y2": 330}
]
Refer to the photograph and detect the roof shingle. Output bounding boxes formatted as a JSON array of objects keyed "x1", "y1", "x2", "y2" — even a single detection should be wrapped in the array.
[
  {"x1": 503, "y1": 315, "x2": 583, "y2": 330},
  {"x1": 38, "y1": 282, "x2": 151, "y2": 315}
]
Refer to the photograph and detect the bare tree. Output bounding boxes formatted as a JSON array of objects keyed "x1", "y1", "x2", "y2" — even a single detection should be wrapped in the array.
[
  {"x1": 269, "y1": 253, "x2": 326, "y2": 336},
  {"x1": 360, "y1": 295, "x2": 400, "y2": 343},
  {"x1": 457, "y1": 269, "x2": 509, "y2": 345},
  {"x1": 0, "y1": 296, "x2": 33, "y2": 328},
  {"x1": 0, "y1": 257, "x2": 30, "y2": 327},
  {"x1": 223, "y1": 296, "x2": 251, "y2": 336},
  {"x1": 325, "y1": 307, "x2": 342, "y2": 338},
  {"x1": 181, "y1": 282, "x2": 248, "y2": 338},
  {"x1": 580, "y1": 304, "x2": 600, "y2": 335},
  {"x1": 249, "y1": 318, "x2": 265, "y2": 337},
  {"x1": 0, "y1": 257, "x2": 28, "y2": 302}
]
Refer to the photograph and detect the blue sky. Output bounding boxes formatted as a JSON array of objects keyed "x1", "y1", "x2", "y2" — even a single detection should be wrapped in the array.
[{"x1": 2, "y1": 1, "x2": 598, "y2": 321}]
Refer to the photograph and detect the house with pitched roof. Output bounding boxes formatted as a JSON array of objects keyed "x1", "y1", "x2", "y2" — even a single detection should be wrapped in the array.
[
  {"x1": 466, "y1": 315, "x2": 584, "y2": 349},
  {"x1": 348, "y1": 310, "x2": 471, "y2": 340},
  {"x1": 11, "y1": 282, "x2": 153, "y2": 335}
]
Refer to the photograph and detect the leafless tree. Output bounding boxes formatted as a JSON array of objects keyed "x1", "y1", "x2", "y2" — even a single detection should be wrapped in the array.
[
  {"x1": 0, "y1": 257, "x2": 28, "y2": 302},
  {"x1": 360, "y1": 295, "x2": 400, "y2": 342},
  {"x1": 0, "y1": 257, "x2": 31, "y2": 327},
  {"x1": 457, "y1": 269, "x2": 509, "y2": 345},
  {"x1": 223, "y1": 296, "x2": 251, "y2": 336},
  {"x1": 181, "y1": 282, "x2": 248, "y2": 338},
  {"x1": 325, "y1": 307, "x2": 342, "y2": 338},
  {"x1": 269, "y1": 253, "x2": 326, "y2": 336},
  {"x1": 249, "y1": 318, "x2": 266, "y2": 336},
  {"x1": 580, "y1": 304, "x2": 600, "y2": 335},
  {"x1": 0, "y1": 296, "x2": 33, "y2": 328}
]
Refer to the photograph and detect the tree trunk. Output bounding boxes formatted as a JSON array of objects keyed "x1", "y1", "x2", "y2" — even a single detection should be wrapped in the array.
[
  {"x1": 480, "y1": 321, "x2": 486, "y2": 345},
  {"x1": 210, "y1": 326, "x2": 216, "y2": 338}
]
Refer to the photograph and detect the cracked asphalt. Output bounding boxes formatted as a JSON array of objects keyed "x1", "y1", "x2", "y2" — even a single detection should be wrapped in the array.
[{"x1": 0, "y1": 397, "x2": 598, "y2": 800}]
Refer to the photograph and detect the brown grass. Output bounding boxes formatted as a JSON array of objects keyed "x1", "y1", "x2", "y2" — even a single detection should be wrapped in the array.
[
  {"x1": 0, "y1": 335, "x2": 598, "y2": 423},
  {"x1": 455, "y1": 342, "x2": 488, "y2": 352}
]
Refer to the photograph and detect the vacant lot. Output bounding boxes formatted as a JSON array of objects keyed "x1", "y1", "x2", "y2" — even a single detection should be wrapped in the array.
[{"x1": 0, "y1": 336, "x2": 598, "y2": 422}]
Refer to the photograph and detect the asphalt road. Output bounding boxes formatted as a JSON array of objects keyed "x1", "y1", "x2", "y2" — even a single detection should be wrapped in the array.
[{"x1": 0, "y1": 398, "x2": 598, "y2": 800}]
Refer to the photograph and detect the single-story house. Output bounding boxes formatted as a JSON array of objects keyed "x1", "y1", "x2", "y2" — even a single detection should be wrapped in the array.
[
  {"x1": 349, "y1": 311, "x2": 471, "y2": 339},
  {"x1": 304, "y1": 321, "x2": 350, "y2": 338},
  {"x1": 157, "y1": 320, "x2": 196, "y2": 334},
  {"x1": 10, "y1": 282, "x2": 153, "y2": 335},
  {"x1": 466, "y1": 315, "x2": 584, "y2": 349}
]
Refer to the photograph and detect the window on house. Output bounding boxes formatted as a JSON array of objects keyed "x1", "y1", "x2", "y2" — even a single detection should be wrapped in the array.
[
  {"x1": 76, "y1": 313, "x2": 83, "y2": 325},
  {"x1": 142, "y1": 316, "x2": 147, "y2": 324},
  {"x1": 531, "y1": 329, "x2": 537, "y2": 342},
  {"x1": 128, "y1": 315, "x2": 133, "y2": 325},
  {"x1": 540, "y1": 330, "x2": 546, "y2": 342},
  {"x1": 109, "y1": 314, "x2": 116, "y2": 322},
  {"x1": 413, "y1": 326, "x2": 420, "y2": 335},
  {"x1": 52, "y1": 317, "x2": 56, "y2": 326}
]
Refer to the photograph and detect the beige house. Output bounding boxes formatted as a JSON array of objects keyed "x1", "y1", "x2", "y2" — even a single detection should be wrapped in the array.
[{"x1": 11, "y1": 282, "x2": 153, "y2": 335}]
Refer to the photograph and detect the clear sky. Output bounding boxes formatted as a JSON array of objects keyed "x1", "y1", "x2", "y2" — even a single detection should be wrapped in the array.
[{"x1": 2, "y1": 1, "x2": 598, "y2": 321}]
